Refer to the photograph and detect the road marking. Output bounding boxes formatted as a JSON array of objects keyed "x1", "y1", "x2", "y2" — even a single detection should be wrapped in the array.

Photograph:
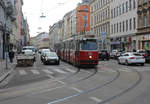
[
  {"x1": 42, "y1": 70, "x2": 54, "y2": 74},
  {"x1": 58, "y1": 81, "x2": 66, "y2": 84},
  {"x1": 63, "y1": 68, "x2": 76, "y2": 73},
  {"x1": 53, "y1": 68, "x2": 67, "y2": 74},
  {"x1": 70, "y1": 87, "x2": 82, "y2": 93},
  {"x1": 30, "y1": 70, "x2": 40, "y2": 75},
  {"x1": 19, "y1": 70, "x2": 27, "y2": 75},
  {"x1": 46, "y1": 74, "x2": 55, "y2": 79},
  {"x1": 90, "y1": 97, "x2": 102, "y2": 103}
]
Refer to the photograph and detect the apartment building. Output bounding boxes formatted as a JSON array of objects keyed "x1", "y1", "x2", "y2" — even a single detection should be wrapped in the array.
[
  {"x1": 137, "y1": 0, "x2": 150, "y2": 50},
  {"x1": 110, "y1": 0, "x2": 137, "y2": 51},
  {"x1": 90, "y1": 0, "x2": 111, "y2": 50}
]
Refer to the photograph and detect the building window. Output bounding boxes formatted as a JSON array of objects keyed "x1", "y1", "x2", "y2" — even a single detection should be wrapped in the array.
[
  {"x1": 114, "y1": 24, "x2": 116, "y2": 33},
  {"x1": 114, "y1": 8, "x2": 116, "y2": 17},
  {"x1": 126, "y1": 20, "x2": 128, "y2": 31},
  {"x1": 129, "y1": 0, "x2": 132, "y2": 11},
  {"x1": 120, "y1": 22, "x2": 122, "y2": 32},
  {"x1": 83, "y1": 15, "x2": 88, "y2": 20},
  {"x1": 119, "y1": 5, "x2": 121, "y2": 15},
  {"x1": 138, "y1": 15, "x2": 142, "y2": 27},
  {"x1": 133, "y1": 17, "x2": 136, "y2": 30},
  {"x1": 122, "y1": 3, "x2": 125, "y2": 14},
  {"x1": 116, "y1": 6, "x2": 119, "y2": 16},
  {"x1": 117, "y1": 23, "x2": 118, "y2": 33},
  {"x1": 130, "y1": 18, "x2": 132, "y2": 30},
  {"x1": 133, "y1": 0, "x2": 136, "y2": 9},
  {"x1": 83, "y1": 8, "x2": 88, "y2": 12},
  {"x1": 123, "y1": 21, "x2": 125, "y2": 32},
  {"x1": 144, "y1": 15, "x2": 148, "y2": 27},
  {"x1": 126, "y1": 1, "x2": 128, "y2": 12},
  {"x1": 111, "y1": 25, "x2": 113, "y2": 34},
  {"x1": 111, "y1": 9, "x2": 113, "y2": 18}
]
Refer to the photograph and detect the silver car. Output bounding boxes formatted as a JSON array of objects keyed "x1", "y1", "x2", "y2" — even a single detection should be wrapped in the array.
[{"x1": 117, "y1": 52, "x2": 145, "y2": 66}]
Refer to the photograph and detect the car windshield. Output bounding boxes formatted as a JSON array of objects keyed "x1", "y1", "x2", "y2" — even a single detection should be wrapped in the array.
[
  {"x1": 81, "y1": 40, "x2": 98, "y2": 50},
  {"x1": 23, "y1": 48, "x2": 35, "y2": 52},
  {"x1": 42, "y1": 49, "x2": 50, "y2": 52},
  {"x1": 133, "y1": 53, "x2": 141, "y2": 56},
  {"x1": 46, "y1": 53, "x2": 57, "y2": 57}
]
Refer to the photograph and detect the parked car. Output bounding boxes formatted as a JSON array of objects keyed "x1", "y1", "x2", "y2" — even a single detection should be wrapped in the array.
[
  {"x1": 117, "y1": 52, "x2": 145, "y2": 66},
  {"x1": 110, "y1": 50, "x2": 118, "y2": 59},
  {"x1": 99, "y1": 50, "x2": 110, "y2": 60},
  {"x1": 42, "y1": 52, "x2": 60, "y2": 65},
  {"x1": 137, "y1": 50, "x2": 150, "y2": 63}
]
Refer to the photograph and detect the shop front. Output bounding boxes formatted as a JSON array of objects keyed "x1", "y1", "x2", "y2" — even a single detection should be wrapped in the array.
[{"x1": 137, "y1": 34, "x2": 150, "y2": 50}]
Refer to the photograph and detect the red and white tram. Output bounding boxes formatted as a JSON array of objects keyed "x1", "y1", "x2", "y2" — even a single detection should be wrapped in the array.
[{"x1": 56, "y1": 34, "x2": 99, "y2": 67}]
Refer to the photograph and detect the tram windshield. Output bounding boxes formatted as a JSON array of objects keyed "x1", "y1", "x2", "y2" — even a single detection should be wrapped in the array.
[{"x1": 80, "y1": 39, "x2": 98, "y2": 50}]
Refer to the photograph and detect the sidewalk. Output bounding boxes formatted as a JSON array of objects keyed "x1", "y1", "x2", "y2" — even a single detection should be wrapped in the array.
[{"x1": 0, "y1": 58, "x2": 16, "y2": 83}]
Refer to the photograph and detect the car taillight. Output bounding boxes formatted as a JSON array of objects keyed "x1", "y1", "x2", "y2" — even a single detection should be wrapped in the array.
[
  {"x1": 143, "y1": 54, "x2": 148, "y2": 57},
  {"x1": 142, "y1": 56, "x2": 145, "y2": 59},
  {"x1": 129, "y1": 57, "x2": 135, "y2": 59}
]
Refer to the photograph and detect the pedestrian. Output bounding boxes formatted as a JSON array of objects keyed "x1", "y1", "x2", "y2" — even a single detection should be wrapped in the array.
[{"x1": 9, "y1": 50, "x2": 15, "y2": 63}]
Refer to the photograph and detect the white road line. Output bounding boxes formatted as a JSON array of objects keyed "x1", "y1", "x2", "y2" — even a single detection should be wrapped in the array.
[
  {"x1": 30, "y1": 70, "x2": 40, "y2": 75},
  {"x1": 63, "y1": 68, "x2": 76, "y2": 73},
  {"x1": 42, "y1": 70, "x2": 54, "y2": 74},
  {"x1": 46, "y1": 74, "x2": 55, "y2": 79},
  {"x1": 58, "y1": 81, "x2": 66, "y2": 84},
  {"x1": 53, "y1": 68, "x2": 67, "y2": 74},
  {"x1": 70, "y1": 87, "x2": 83, "y2": 93},
  {"x1": 90, "y1": 97, "x2": 102, "y2": 103},
  {"x1": 19, "y1": 70, "x2": 27, "y2": 75}
]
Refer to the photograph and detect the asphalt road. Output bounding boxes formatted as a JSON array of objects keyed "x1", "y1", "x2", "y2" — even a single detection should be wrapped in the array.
[{"x1": 0, "y1": 55, "x2": 150, "y2": 104}]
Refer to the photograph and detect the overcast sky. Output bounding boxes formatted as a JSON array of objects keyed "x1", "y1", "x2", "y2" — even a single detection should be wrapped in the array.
[{"x1": 22, "y1": 0, "x2": 81, "y2": 37}]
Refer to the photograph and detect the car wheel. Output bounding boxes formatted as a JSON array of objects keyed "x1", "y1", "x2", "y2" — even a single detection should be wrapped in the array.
[
  {"x1": 117, "y1": 59, "x2": 121, "y2": 64},
  {"x1": 141, "y1": 63, "x2": 144, "y2": 66},
  {"x1": 125, "y1": 60, "x2": 129, "y2": 66},
  {"x1": 57, "y1": 61, "x2": 60, "y2": 65}
]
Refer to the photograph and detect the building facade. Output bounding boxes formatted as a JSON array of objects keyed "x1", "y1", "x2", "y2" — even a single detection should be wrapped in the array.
[
  {"x1": 90, "y1": 0, "x2": 111, "y2": 50},
  {"x1": 137, "y1": 0, "x2": 150, "y2": 50},
  {"x1": 76, "y1": 3, "x2": 90, "y2": 34},
  {"x1": 0, "y1": 0, "x2": 18, "y2": 59},
  {"x1": 110, "y1": 0, "x2": 137, "y2": 51}
]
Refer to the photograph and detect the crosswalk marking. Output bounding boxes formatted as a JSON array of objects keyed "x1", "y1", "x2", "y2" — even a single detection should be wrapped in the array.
[
  {"x1": 63, "y1": 68, "x2": 76, "y2": 73},
  {"x1": 53, "y1": 68, "x2": 67, "y2": 74},
  {"x1": 70, "y1": 87, "x2": 83, "y2": 93},
  {"x1": 19, "y1": 70, "x2": 27, "y2": 75},
  {"x1": 30, "y1": 70, "x2": 40, "y2": 74},
  {"x1": 42, "y1": 69, "x2": 54, "y2": 74},
  {"x1": 90, "y1": 97, "x2": 102, "y2": 103}
]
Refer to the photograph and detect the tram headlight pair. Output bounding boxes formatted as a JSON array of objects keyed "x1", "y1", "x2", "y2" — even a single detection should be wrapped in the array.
[{"x1": 89, "y1": 56, "x2": 92, "y2": 59}]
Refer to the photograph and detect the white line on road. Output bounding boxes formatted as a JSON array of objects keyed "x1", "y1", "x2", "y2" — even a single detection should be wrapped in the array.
[
  {"x1": 19, "y1": 70, "x2": 27, "y2": 75},
  {"x1": 63, "y1": 68, "x2": 76, "y2": 73},
  {"x1": 58, "y1": 81, "x2": 66, "y2": 84},
  {"x1": 70, "y1": 87, "x2": 83, "y2": 93},
  {"x1": 30, "y1": 70, "x2": 40, "y2": 75},
  {"x1": 53, "y1": 68, "x2": 67, "y2": 74},
  {"x1": 90, "y1": 97, "x2": 102, "y2": 103},
  {"x1": 42, "y1": 70, "x2": 54, "y2": 74}
]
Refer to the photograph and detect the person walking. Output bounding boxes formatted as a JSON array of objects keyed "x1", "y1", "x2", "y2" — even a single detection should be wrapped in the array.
[{"x1": 9, "y1": 50, "x2": 15, "y2": 63}]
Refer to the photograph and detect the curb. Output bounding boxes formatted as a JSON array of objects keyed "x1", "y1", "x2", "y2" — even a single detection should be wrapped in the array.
[{"x1": 0, "y1": 67, "x2": 14, "y2": 83}]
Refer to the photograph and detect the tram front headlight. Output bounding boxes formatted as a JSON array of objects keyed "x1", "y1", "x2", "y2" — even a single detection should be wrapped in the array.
[{"x1": 89, "y1": 56, "x2": 92, "y2": 59}]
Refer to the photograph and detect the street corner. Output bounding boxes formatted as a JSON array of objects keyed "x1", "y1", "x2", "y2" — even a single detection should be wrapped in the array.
[{"x1": 0, "y1": 65, "x2": 16, "y2": 88}]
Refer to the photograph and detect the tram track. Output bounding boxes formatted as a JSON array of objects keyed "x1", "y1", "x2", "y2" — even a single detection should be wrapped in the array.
[
  {"x1": 0, "y1": 63, "x2": 97, "y2": 102},
  {"x1": 46, "y1": 67, "x2": 120, "y2": 104},
  {"x1": 97, "y1": 66, "x2": 142, "y2": 104}
]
